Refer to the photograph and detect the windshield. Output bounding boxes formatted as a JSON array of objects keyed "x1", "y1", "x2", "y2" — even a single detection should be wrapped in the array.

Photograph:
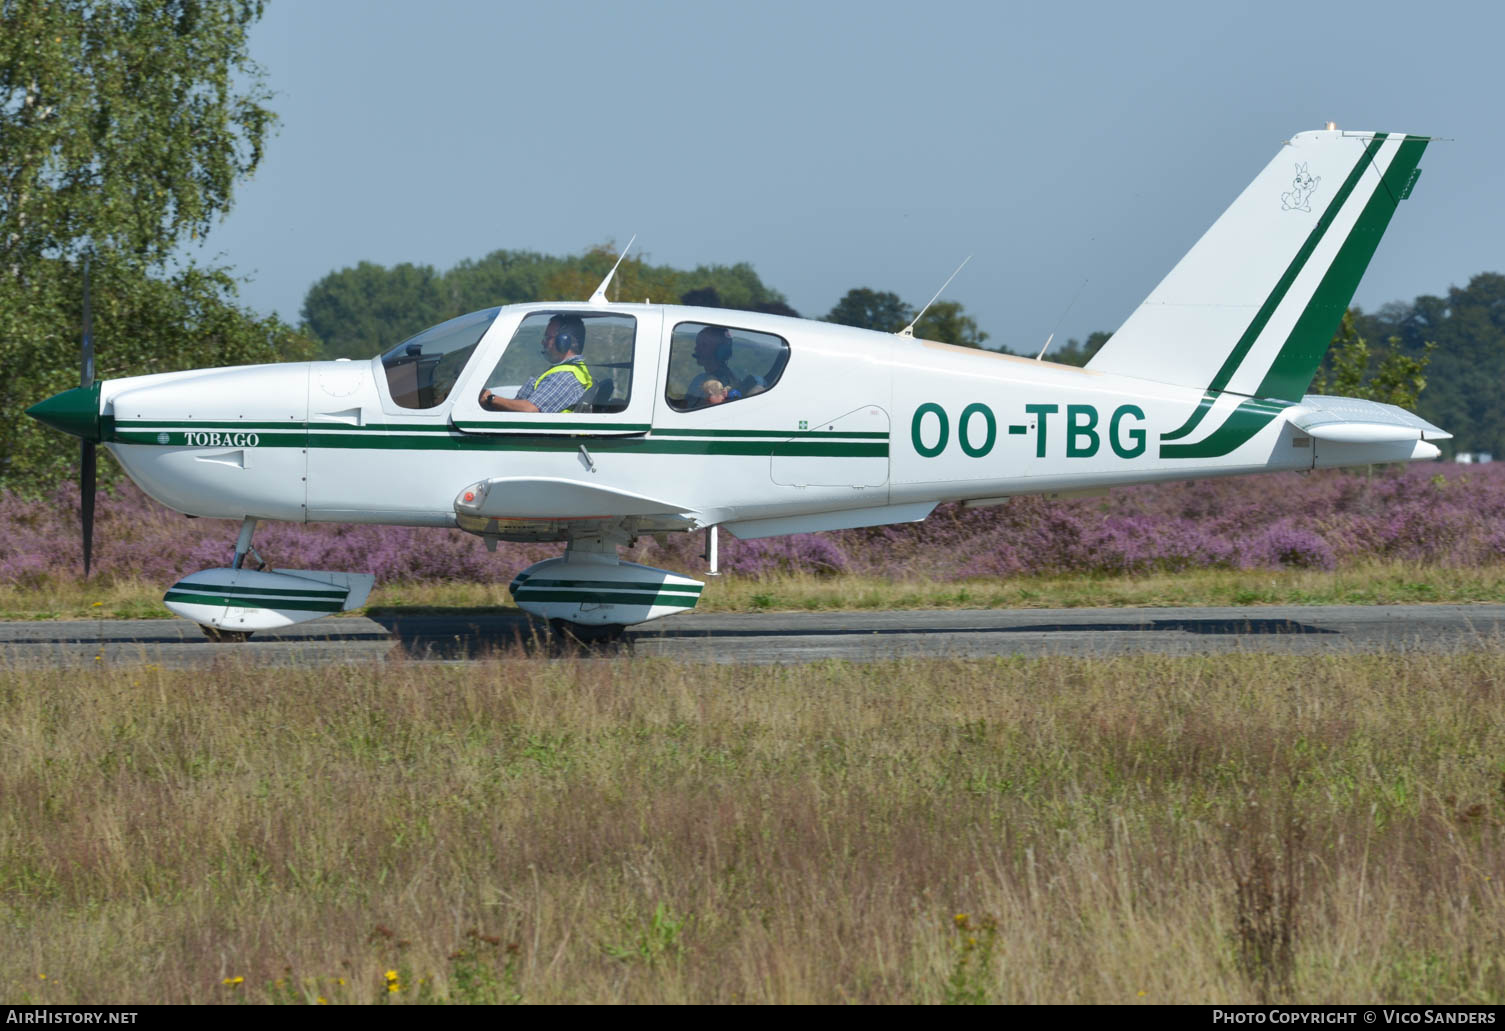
[{"x1": 381, "y1": 307, "x2": 500, "y2": 409}]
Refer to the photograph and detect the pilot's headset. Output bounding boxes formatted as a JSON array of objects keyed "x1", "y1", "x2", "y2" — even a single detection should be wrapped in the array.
[
  {"x1": 551, "y1": 318, "x2": 585, "y2": 355},
  {"x1": 701, "y1": 328, "x2": 733, "y2": 363}
]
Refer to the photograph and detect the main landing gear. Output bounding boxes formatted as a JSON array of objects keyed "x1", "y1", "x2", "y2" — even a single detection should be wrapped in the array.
[
  {"x1": 547, "y1": 618, "x2": 629, "y2": 648},
  {"x1": 163, "y1": 516, "x2": 373, "y2": 643}
]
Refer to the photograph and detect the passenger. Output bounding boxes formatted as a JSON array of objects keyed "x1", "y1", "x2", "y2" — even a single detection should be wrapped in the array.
[
  {"x1": 700, "y1": 379, "x2": 737, "y2": 406},
  {"x1": 479, "y1": 315, "x2": 592, "y2": 413},
  {"x1": 687, "y1": 326, "x2": 740, "y2": 406}
]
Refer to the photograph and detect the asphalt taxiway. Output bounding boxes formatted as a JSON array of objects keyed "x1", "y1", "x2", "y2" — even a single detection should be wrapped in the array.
[{"x1": 1, "y1": 605, "x2": 1501, "y2": 669}]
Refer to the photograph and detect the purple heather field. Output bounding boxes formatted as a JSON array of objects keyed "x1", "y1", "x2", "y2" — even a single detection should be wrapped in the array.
[{"x1": 3, "y1": 465, "x2": 1504, "y2": 588}]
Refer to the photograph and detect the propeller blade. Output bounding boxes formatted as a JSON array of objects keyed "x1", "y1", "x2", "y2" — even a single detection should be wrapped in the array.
[
  {"x1": 81, "y1": 441, "x2": 96, "y2": 578},
  {"x1": 81, "y1": 256, "x2": 94, "y2": 388},
  {"x1": 81, "y1": 258, "x2": 96, "y2": 577}
]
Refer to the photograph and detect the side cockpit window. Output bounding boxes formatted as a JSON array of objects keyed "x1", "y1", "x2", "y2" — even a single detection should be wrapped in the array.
[
  {"x1": 382, "y1": 307, "x2": 500, "y2": 410},
  {"x1": 666, "y1": 322, "x2": 789, "y2": 412},
  {"x1": 478, "y1": 312, "x2": 636, "y2": 414}
]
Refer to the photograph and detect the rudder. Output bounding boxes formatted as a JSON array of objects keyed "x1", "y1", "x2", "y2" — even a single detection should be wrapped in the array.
[{"x1": 1086, "y1": 129, "x2": 1427, "y2": 403}]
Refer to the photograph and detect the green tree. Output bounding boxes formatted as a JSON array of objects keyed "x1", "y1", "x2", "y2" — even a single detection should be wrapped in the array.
[
  {"x1": 1310, "y1": 310, "x2": 1435, "y2": 412},
  {"x1": 1354, "y1": 274, "x2": 1503, "y2": 457},
  {"x1": 539, "y1": 243, "x2": 684, "y2": 307},
  {"x1": 677, "y1": 262, "x2": 792, "y2": 314},
  {"x1": 1, "y1": 254, "x2": 313, "y2": 493},
  {"x1": 300, "y1": 261, "x2": 446, "y2": 360},
  {"x1": 443, "y1": 249, "x2": 559, "y2": 312},
  {"x1": 824, "y1": 288, "x2": 911, "y2": 332},
  {"x1": 1048, "y1": 331, "x2": 1111, "y2": 367},
  {"x1": 911, "y1": 300, "x2": 988, "y2": 349},
  {"x1": 1, "y1": 1, "x2": 314, "y2": 493},
  {"x1": 1, "y1": 0, "x2": 273, "y2": 267},
  {"x1": 299, "y1": 246, "x2": 797, "y2": 359}
]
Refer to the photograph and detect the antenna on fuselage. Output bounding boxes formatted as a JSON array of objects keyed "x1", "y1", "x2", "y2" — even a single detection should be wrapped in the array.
[
  {"x1": 1035, "y1": 277, "x2": 1089, "y2": 360},
  {"x1": 588, "y1": 235, "x2": 637, "y2": 305},
  {"x1": 897, "y1": 255, "x2": 971, "y2": 338}
]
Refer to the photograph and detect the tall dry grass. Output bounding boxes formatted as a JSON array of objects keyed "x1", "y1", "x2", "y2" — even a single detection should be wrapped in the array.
[{"x1": 1, "y1": 650, "x2": 1501, "y2": 1003}]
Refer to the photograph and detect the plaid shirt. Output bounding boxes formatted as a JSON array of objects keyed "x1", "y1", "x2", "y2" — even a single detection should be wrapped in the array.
[{"x1": 516, "y1": 357, "x2": 589, "y2": 413}]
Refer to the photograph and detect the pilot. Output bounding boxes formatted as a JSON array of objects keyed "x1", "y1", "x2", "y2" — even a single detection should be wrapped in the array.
[
  {"x1": 479, "y1": 315, "x2": 592, "y2": 413},
  {"x1": 687, "y1": 326, "x2": 740, "y2": 407}
]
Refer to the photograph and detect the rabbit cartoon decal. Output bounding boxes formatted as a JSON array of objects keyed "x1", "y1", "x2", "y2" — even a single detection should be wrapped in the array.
[{"x1": 1281, "y1": 162, "x2": 1321, "y2": 212}]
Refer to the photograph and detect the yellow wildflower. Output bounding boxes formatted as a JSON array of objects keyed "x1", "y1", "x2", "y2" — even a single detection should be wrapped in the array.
[
  {"x1": 223, "y1": 976, "x2": 244, "y2": 986},
  {"x1": 384, "y1": 969, "x2": 398, "y2": 981},
  {"x1": 316, "y1": 997, "x2": 328, "y2": 1005}
]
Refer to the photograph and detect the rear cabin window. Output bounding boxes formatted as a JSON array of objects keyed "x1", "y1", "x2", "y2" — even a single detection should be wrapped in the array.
[
  {"x1": 381, "y1": 307, "x2": 500, "y2": 410},
  {"x1": 665, "y1": 322, "x2": 789, "y2": 412},
  {"x1": 479, "y1": 312, "x2": 636, "y2": 413}
]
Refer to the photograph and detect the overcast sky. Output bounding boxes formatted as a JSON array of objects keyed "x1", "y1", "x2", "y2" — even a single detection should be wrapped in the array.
[{"x1": 193, "y1": 0, "x2": 1502, "y2": 354}]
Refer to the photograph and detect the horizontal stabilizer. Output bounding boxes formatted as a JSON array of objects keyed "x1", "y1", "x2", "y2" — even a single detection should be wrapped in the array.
[
  {"x1": 1288, "y1": 394, "x2": 1450, "y2": 444},
  {"x1": 454, "y1": 477, "x2": 694, "y2": 520}
]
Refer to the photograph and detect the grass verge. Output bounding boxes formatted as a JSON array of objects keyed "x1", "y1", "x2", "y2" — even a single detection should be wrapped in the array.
[
  {"x1": 1, "y1": 650, "x2": 1501, "y2": 1003},
  {"x1": 3, "y1": 562, "x2": 1504, "y2": 621}
]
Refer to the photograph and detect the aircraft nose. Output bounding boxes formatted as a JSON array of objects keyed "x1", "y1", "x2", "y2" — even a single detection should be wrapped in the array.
[{"x1": 26, "y1": 383, "x2": 103, "y2": 442}]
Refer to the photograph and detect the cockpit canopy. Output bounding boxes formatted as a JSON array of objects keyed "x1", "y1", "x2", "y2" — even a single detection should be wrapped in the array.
[{"x1": 381, "y1": 307, "x2": 500, "y2": 410}]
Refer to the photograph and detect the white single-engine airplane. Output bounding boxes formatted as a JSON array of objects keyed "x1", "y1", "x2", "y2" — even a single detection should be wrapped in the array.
[{"x1": 29, "y1": 126, "x2": 1447, "y2": 641}]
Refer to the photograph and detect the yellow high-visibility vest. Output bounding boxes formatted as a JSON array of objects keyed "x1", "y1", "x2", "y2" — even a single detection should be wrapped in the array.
[{"x1": 532, "y1": 360, "x2": 593, "y2": 413}]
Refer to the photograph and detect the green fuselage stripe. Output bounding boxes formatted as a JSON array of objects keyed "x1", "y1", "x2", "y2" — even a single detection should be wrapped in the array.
[
  {"x1": 651, "y1": 428, "x2": 888, "y2": 439},
  {"x1": 1159, "y1": 399, "x2": 1291, "y2": 459},
  {"x1": 169, "y1": 581, "x2": 347, "y2": 599},
  {"x1": 113, "y1": 424, "x2": 887, "y2": 457},
  {"x1": 511, "y1": 588, "x2": 700, "y2": 607},
  {"x1": 1158, "y1": 392, "x2": 1218, "y2": 443},
  {"x1": 453, "y1": 421, "x2": 650, "y2": 432},
  {"x1": 111, "y1": 423, "x2": 888, "y2": 458},
  {"x1": 515, "y1": 578, "x2": 702, "y2": 593},
  {"x1": 165, "y1": 590, "x2": 346, "y2": 612}
]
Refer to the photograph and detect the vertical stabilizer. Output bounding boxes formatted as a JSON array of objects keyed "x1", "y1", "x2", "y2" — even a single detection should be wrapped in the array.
[{"x1": 1086, "y1": 129, "x2": 1427, "y2": 402}]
